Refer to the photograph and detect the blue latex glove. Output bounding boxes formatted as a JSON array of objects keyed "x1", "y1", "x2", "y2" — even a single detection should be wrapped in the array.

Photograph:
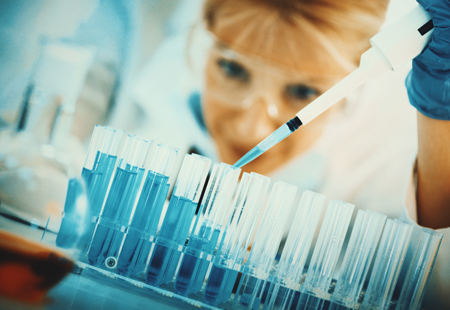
[{"x1": 406, "y1": 0, "x2": 450, "y2": 120}]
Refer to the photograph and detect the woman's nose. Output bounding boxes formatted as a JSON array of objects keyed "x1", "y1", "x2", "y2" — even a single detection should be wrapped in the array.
[
  {"x1": 233, "y1": 93, "x2": 285, "y2": 141},
  {"x1": 247, "y1": 91, "x2": 285, "y2": 125},
  {"x1": 266, "y1": 102, "x2": 279, "y2": 119}
]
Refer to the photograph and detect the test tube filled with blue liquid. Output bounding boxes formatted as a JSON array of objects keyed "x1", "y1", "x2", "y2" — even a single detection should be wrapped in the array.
[
  {"x1": 174, "y1": 163, "x2": 240, "y2": 296},
  {"x1": 82, "y1": 126, "x2": 124, "y2": 217},
  {"x1": 145, "y1": 153, "x2": 211, "y2": 287},
  {"x1": 262, "y1": 190, "x2": 325, "y2": 310},
  {"x1": 116, "y1": 143, "x2": 179, "y2": 277},
  {"x1": 203, "y1": 172, "x2": 270, "y2": 306},
  {"x1": 88, "y1": 135, "x2": 150, "y2": 267},
  {"x1": 233, "y1": 181, "x2": 298, "y2": 310},
  {"x1": 57, "y1": 125, "x2": 123, "y2": 252}
]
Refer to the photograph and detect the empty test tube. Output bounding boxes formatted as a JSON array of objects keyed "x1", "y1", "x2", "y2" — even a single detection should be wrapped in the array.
[
  {"x1": 116, "y1": 143, "x2": 179, "y2": 277},
  {"x1": 360, "y1": 219, "x2": 413, "y2": 310},
  {"x1": 146, "y1": 154, "x2": 211, "y2": 287},
  {"x1": 174, "y1": 163, "x2": 241, "y2": 296},
  {"x1": 204, "y1": 172, "x2": 271, "y2": 306},
  {"x1": 293, "y1": 200, "x2": 354, "y2": 310},
  {"x1": 88, "y1": 135, "x2": 149, "y2": 267},
  {"x1": 263, "y1": 190, "x2": 326, "y2": 310},
  {"x1": 233, "y1": 181, "x2": 298, "y2": 310},
  {"x1": 329, "y1": 210, "x2": 387, "y2": 310},
  {"x1": 395, "y1": 228, "x2": 443, "y2": 310},
  {"x1": 57, "y1": 125, "x2": 123, "y2": 252}
]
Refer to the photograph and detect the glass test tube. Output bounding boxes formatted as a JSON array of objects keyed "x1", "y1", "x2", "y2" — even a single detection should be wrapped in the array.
[
  {"x1": 360, "y1": 219, "x2": 413, "y2": 310},
  {"x1": 55, "y1": 177, "x2": 89, "y2": 250},
  {"x1": 293, "y1": 200, "x2": 354, "y2": 310},
  {"x1": 263, "y1": 190, "x2": 326, "y2": 310},
  {"x1": 329, "y1": 210, "x2": 387, "y2": 310},
  {"x1": 174, "y1": 163, "x2": 241, "y2": 296},
  {"x1": 233, "y1": 181, "x2": 298, "y2": 310},
  {"x1": 88, "y1": 135, "x2": 149, "y2": 267},
  {"x1": 57, "y1": 125, "x2": 124, "y2": 252},
  {"x1": 145, "y1": 154, "x2": 211, "y2": 287},
  {"x1": 395, "y1": 228, "x2": 443, "y2": 310},
  {"x1": 82, "y1": 125, "x2": 124, "y2": 215},
  {"x1": 204, "y1": 172, "x2": 271, "y2": 307},
  {"x1": 116, "y1": 143, "x2": 179, "y2": 277}
]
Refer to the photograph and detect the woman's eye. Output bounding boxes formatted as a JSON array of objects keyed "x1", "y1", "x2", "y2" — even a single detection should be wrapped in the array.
[
  {"x1": 217, "y1": 59, "x2": 250, "y2": 82},
  {"x1": 285, "y1": 84, "x2": 318, "y2": 101}
]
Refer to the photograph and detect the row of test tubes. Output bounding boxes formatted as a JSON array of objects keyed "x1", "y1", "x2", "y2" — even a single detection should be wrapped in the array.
[{"x1": 56, "y1": 125, "x2": 443, "y2": 310}]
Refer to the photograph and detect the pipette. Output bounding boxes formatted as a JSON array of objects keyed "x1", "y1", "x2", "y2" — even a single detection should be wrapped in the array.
[{"x1": 233, "y1": 4, "x2": 434, "y2": 168}]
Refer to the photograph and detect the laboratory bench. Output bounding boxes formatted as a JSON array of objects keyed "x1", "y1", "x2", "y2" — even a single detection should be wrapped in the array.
[{"x1": 0, "y1": 214, "x2": 231, "y2": 310}]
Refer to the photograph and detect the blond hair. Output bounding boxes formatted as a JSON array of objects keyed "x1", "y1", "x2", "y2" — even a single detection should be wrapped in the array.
[{"x1": 202, "y1": 0, "x2": 390, "y2": 72}]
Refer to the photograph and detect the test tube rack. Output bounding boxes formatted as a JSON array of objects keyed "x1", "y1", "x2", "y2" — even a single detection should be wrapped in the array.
[{"x1": 54, "y1": 125, "x2": 443, "y2": 310}]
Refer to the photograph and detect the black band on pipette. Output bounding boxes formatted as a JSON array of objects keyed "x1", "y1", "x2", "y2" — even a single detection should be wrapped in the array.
[
  {"x1": 418, "y1": 19, "x2": 434, "y2": 36},
  {"x1": 286, "y1": 116, "x2": 302, "y2": 132}
]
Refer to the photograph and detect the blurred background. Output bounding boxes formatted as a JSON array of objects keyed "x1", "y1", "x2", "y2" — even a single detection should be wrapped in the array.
[{"x1": 0, "y1": 0, "x2": 418, "y2": 237}]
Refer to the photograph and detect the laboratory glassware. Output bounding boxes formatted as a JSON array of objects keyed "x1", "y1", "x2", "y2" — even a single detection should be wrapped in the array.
[
  {"x1": 233, "y1": 181, "x2": 298, "y2": 310},
  {"x1": 204, "y1": 172, "x2": 270, "y2": 306},
  {"x1": 145, "y1": 153, "x2": 211, "y2": 287}
]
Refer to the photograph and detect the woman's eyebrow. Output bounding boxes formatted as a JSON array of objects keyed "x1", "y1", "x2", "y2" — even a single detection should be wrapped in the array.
[
  {"x1": 285, "y1": 72, "x2": 343, "y2": 85},
  {"x1": 213, "y1": 42, "x2": 344, "y2": 85}
]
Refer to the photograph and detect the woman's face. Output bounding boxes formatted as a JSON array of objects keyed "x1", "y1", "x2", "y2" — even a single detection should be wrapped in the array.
[{"x1": 202, "y1": 6, "x2": 354, "y2": 175}]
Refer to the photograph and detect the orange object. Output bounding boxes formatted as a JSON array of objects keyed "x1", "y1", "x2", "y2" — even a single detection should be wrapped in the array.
[{"x1": 0, "y1": 229, "x2": 73, "y2": 303}]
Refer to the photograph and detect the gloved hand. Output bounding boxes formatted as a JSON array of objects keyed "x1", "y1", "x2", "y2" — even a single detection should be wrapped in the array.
[{"x1": 406, "y1": 0, "x2": 450, "y2": 120}]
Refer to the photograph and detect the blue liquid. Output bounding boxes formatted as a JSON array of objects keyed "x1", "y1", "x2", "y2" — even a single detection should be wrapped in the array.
[
  {"x1": 131, "y1": 238, "x2": 153, "y2": 278},
  {"x1": 116, "y1": 172, "x2": 170, "y2": 276},
  {"x1": 88, "y1": 166, "x2": 145, "y2": 267},
  {"x1": 116, "y1": 234, "x2": 145, "y2": 276},
  {"x1": 106, "y1": 230, "x2": 126, "y2": 261},
  {"x1": 240, "y1": 294, "x2": 261, "y2": 310},
  {"x1": 77, "y1": 153, "x2": 117, "y2": 253},
  {"x1": 204, "y1": 264, "x2": 239, "y2": 306},
  {"x1": 290, "y1": 291, "x2": 301, "y2": 310},
  {"x1": 145, "y1": 241, "x2": 181, "y2": 285},
  {"x1": 327, "y1": 302, "x2": 346, "y2": 310},
  {"x1": 233, "y1": 123, "x2": 291, "y2": 168},
  {"x1": 234, "y1": 274, "x2": 268, "y2": 310},
  {"x1": 133, "y1": 172, "x2": 170, "y2": 233},
  {"x1": 233, "y1": 146, "x2": 264, "y2": 169},
  {"x1": 101, "y1": 166, "x2": 145, "y2": 222},
  {"x1": 293, "y1": 293, "x2": 327, "y2": 310},
  {"x1": 146, "y1": 195, "x2": 199, "y2": 286},
  {"x1": 83, "y1": 152, "x2": 118, "y2": 216},
  {"x1": 87, "y1": 224, "x2": 115, "y2": 266},
  {"x1": 56, "y1": 178, "x2": 86, "y2": 249},
  {"x1": 260, "y1": 284, "x2": 300, "y2": 310},
  {"x1": 174, "y1": 225, "x2": 221, "y2": 296}
]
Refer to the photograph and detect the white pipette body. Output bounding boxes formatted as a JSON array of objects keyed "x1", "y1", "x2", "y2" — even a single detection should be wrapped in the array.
[
  {"x1": 234, "y1": 4, "x2": 433, "y2": 168},
  {"x1": 298, "y1": 3, "x2": 433, "y2": 125}
]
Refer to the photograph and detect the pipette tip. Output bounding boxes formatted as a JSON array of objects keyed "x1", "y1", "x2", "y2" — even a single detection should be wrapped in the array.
[
  {"x1": 233, "y1": 146, "x2": 264, "y2": 169},
  {"x1": 233, "y1": 117, "x2": 302, "y2": 168}
]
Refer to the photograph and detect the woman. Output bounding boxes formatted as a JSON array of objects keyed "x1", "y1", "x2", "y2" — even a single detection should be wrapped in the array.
[
  {"x1": 201, "y1": 0, "x2": 389, "y2": 175},
  {"x1": 134, "y1": 0, "x2": 449, "y2": 307}
]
